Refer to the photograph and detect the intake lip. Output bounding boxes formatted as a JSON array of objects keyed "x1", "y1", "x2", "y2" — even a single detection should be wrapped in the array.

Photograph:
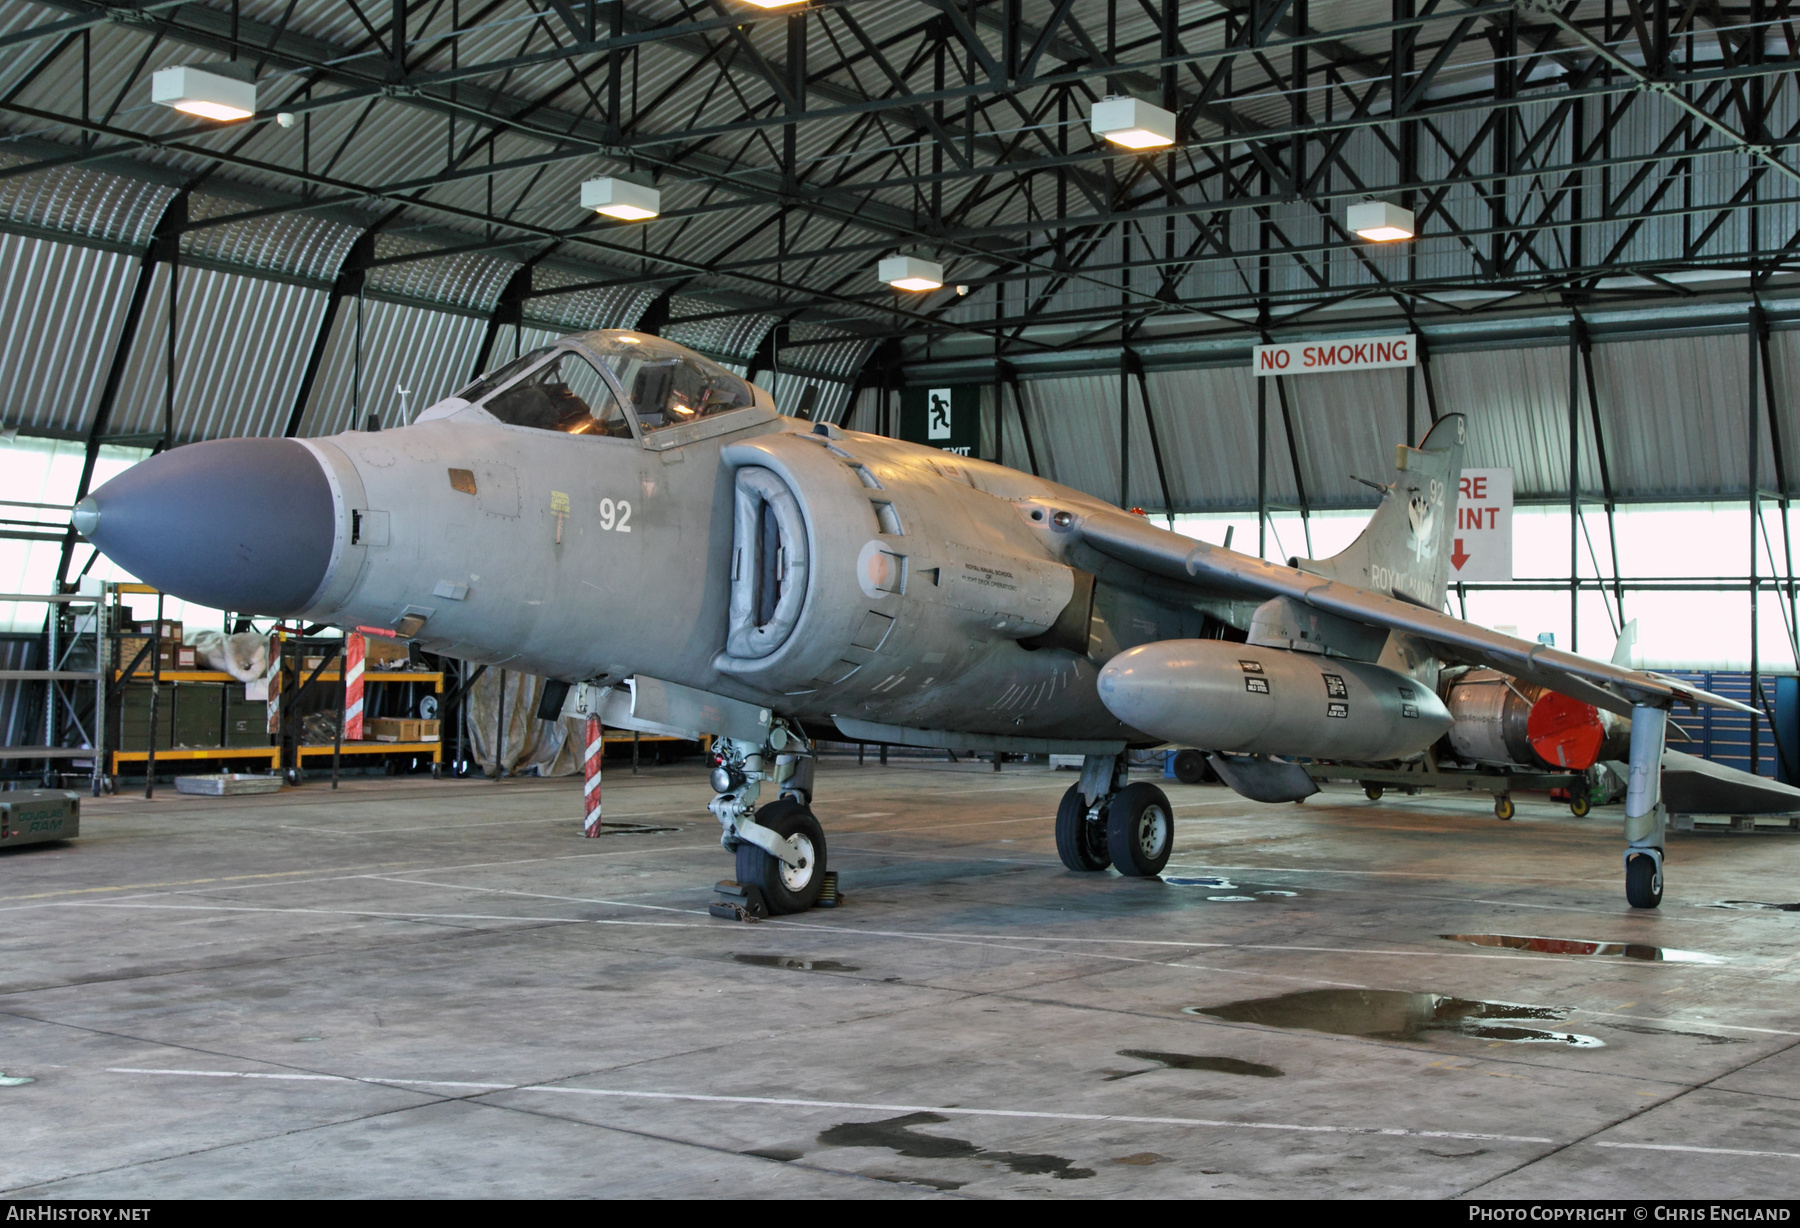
[{"x1": 80, "y1": 437, "x2": 337, "y2": 616}]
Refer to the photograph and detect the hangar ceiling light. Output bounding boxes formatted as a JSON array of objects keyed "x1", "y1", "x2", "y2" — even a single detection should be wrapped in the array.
[
  {"x1": 1089, "y1": 96, "x2": 1176, "y2": 150},
  {"x1": 151, "y1": 65, "x2": 256, "y2": 122},
  {"x1": 878, "y1": 254, "x2": 943, "y2": 292},
  {"x1": 1346, "y1": 199, "x2": 1415, "y2": 242},
  {"x1": 740, "y1": 0, "x2": 805, "y2": 8},
  {"x1": 581, "y1": 177, "x2": 660, "y2": 221}
]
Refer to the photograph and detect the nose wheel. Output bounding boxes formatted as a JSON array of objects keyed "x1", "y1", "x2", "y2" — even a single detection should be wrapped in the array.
[{"x1": 734, "y1": 798, "x2": 828, "y2": 914}]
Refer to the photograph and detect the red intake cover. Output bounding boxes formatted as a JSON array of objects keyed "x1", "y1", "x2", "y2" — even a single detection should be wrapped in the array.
[{"x1": 1527, "y1": 691, "x2": 1605, "y2": 769}]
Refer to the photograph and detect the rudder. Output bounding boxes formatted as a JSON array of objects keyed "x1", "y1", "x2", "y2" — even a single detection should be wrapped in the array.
[{"x1": 1295, "y1": 413, "x2": 1465, "y2": 609}]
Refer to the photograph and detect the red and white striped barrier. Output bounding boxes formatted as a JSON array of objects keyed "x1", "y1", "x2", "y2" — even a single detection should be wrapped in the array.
[
  {"x1": 583, "y1": 713, "x2": 603, "y2": 837},
  {"x1": 344, "y1": 633, "x2": 366, "y2": 741}
]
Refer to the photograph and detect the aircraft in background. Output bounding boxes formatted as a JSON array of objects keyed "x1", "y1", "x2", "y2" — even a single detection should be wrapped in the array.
[{"x1": 74, "y1": 330, "x2": 1754, "y2": 912}]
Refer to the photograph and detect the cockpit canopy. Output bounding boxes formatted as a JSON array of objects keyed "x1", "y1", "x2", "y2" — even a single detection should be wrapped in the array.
[{"x1": 452, "y1": 331, "x2": 764, "y2": 439}]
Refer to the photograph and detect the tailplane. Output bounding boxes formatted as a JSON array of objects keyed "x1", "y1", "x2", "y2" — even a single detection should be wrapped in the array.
[{"x1": 1296, "y1": 413, "x2": 1465, "y2": 610}]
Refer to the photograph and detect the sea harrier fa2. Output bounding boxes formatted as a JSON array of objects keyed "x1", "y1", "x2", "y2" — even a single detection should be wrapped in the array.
[{"x1": 74, "y1": 330, "x2": 1754, "y2": 912}]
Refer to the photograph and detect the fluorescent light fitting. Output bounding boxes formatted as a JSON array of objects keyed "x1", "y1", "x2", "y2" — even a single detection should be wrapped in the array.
[
  {"x1": 580, "y1": 177, "x2": 661, "y2": 221},
  {"x1": 878, "y1": 255, "x2": 943, "y2": 292},
  {"x1": 740, "y1": 0, "x2": 805, "y2": 7},
  {"x1": 151, "y1": 65, "x2": 256, "y2": 122},
  {"x1": 1089, "y1": 96, "x2": 1176, "y2": 150},
  {"x1": 1346, "y1": 199, "x2": 1415, "y2": 242}
]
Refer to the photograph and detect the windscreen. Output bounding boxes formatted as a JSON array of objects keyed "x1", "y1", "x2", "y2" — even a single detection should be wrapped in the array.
[
  {"x1": 455, "y1": 347, "x2": 552, "y2": 404},
  {"x1": 478, "y1": 350, "x2": 633, "y2": 437}
]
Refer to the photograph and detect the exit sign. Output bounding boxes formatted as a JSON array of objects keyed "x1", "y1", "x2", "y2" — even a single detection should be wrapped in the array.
[{"x1": 1450, "y1": 468, "x2": 1513, "y2": 582}]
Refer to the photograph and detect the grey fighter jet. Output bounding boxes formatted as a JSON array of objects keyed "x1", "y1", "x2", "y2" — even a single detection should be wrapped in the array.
[{"x1": 74, "y1": 329, "x2": 1753, "y2": 913}]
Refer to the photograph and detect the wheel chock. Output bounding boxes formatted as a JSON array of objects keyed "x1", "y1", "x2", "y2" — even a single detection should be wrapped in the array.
[
  {"x1": 814, "y1": 870, "x2": 841, "y2": 908},
  {"x1": 708, "y1": 880, "x2": 768, "y2": 922}
]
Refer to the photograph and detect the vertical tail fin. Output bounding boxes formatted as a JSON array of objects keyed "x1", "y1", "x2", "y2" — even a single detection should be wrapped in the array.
[{"x1": 1295, "y1": 413, "x2": 1465, "y2": 609}]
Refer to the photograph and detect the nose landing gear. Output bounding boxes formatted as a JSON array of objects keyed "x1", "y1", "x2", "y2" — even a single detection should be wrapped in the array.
[{"x1": 708, "y1": 720, "x2": 827, "y2": 915}]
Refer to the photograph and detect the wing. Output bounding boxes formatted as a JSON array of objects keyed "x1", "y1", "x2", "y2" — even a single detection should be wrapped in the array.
[{"x1": 1076, "y1": 506, "x2": 1755, "y2": 718}]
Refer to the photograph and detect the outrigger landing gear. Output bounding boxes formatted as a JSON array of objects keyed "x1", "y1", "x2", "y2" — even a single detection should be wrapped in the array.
[
  {"x1": 1054, "y1": 753, "x2": 1173, "y2": 878},
  {"x1": 708, "y1": 720, "x2": 827, "y2": 914},
  {"x1": 1623, "y1": 704, "x2": 1669, "y2": 910}
]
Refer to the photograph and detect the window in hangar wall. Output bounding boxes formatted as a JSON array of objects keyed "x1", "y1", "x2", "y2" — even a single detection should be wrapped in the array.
[{"x1": 1173, "y1": 504, "x2": 1800, "y2": 674}]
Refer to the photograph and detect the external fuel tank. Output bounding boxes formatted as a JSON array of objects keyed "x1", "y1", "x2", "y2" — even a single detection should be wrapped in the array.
[{"x1": 1097, "y1": 639, "x2": 1451, "y2": 761}]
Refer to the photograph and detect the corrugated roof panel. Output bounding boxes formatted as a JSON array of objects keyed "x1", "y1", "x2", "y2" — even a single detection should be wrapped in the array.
[
  {"x1": 1589, "y1": 332, "x2": 1777, "y2": 502},
  {"x1": 1276, "y1": 366, "x2": 1412, "y2": 509},
  {"x1": 107, "y1": 265, "x2": 329, "y2": 442},
  {"x1": 0, "y1": 234, "x2": 142, "y2": 437},
  {"x1": 778, "y1": 325, "x2": 873, "y2": 384},
  {"x1": 299, "y1": 300, "x2": 487, "y2": 436},
  {"x1": 523, "y1": 271, "x2": 656, "y2": 333},
  {"x1": 1140, "y1": 365, "x2": 1281, "y2": 512},
  {"x1": 768, "y1": 373, "x2": 852, "y2": 423},
  {"x1": 661, "y1": 298, "x2": 776, "y2": 362},
  {"x1": 1429, "y1": 345, "x2": 1601, "y2": 500},
  {"x1": 0, "y1": 150, "x2": 177, "y2": 250},
  {"x1": 366, "y1": 232, "x2": 518, "y2": 312},
  {"x1": 183, "y1": 193, "x2": 363, "y2": 282}
]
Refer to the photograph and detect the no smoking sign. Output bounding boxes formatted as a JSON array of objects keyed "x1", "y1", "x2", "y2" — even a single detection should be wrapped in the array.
[{"x1": 1450, "y1": 468, "x2": 1513, "y2": 583}]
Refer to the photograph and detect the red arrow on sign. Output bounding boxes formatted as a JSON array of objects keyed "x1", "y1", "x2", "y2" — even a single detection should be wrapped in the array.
[{"x1": 1450, "y1": 538, "x2": 1471, "y2": 570}]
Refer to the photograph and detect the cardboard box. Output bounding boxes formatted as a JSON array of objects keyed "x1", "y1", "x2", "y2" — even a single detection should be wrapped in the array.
[
  {"x1": 129, "y1": 619, "x2": 182, "y2": 642},
  {"x1": 118, "y1": 636, "x2": 177, "y2": 674},
  {"x1": 365, "y1": 717, "x2": 441, "y2": 743},
  {"x1": 363, "y1": 636, "x2": 411, "y2": 667}
]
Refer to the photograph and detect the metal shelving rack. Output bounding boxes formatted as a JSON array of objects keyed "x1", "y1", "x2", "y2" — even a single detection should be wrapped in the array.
[{"x1": 0, "y1": 589, "x2": 106, "y2": 795}]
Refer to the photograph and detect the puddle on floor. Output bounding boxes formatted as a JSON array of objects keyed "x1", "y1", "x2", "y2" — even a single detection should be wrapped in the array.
[
  {"x1": 1162, "y1": 875, "x2": 1300, "y2": 902},
  {"x1": 817, "y1": 1112, "x2": 1094, "y2": 1181},
  {"x1": 1441, "y1": 933, "x2": 1725, "y2": 964},
  {"x1": 1107, "y1": 1050, "x2": 1284, "y2": 1080},
  {"x1": 595, "y1": 822, "x2": 681, "y2": 835},
  {"x1": 1188, "y1": 989, "x2": 1604, "y2": 1047},
  {"x1": 734, "y1": 954, "x2": 862, "y2": 973},
  {"x1": 1707, "y1": 900, "x2": 1800, "y2": 912}
]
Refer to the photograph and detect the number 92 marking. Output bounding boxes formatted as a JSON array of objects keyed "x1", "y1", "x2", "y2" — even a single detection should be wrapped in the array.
[{"x1": 598, "y1": 498, "x2": 632, "y2": 532}]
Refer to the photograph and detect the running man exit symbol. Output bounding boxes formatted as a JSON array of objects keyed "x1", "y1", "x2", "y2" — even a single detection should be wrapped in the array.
[{"x1": 928, "y1": 388, "x2": 953, "y2": 440}]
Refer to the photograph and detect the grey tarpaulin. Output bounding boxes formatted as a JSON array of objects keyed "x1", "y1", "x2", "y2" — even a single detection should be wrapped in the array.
[{"x1": 465, "y1": 668, "x2": 584, "y2": 777}]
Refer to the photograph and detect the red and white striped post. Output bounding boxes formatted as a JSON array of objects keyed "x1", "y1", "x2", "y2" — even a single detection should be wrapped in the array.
[
  {"x1": 583, "y1": 713, "x2": 604, "y2": 837},
  {"x1": 343, "y1": 633, "x2": 366, "y2": 741}
]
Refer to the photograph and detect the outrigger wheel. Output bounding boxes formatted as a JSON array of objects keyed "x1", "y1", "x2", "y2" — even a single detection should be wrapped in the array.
[
  {"x1": 735, "y1": 798, "x2": 827, "y2": 914},
  {"x1": 1054, "y1": 783, "x2": 1110, "y2": 872},
  {"x1": 1625, "y1": 850, "x2": 1663, "y2": 909},
  {"x1": 1106, "y1": 783, "x2": 1174, "y2": 878}
]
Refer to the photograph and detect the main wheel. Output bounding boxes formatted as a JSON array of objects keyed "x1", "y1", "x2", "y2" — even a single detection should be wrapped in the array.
[
  {"x1": 1055, "y1": 784, "x2": 1111, "y2": 871},
  {"x1": 735, "y1": 798, "x2": 827, "y2": 915},
  {"x1": 1106, "y1": 783, "x2": 1174, "y2": 878},
  {"x1": 1625, "y1": 851, "x2": 1663, "y2": 909},
  {"x1": 1570, "y1": 794, "x2": 1592, "y2": 818},
  {"x1": 1171, "y1": 749, "x2": 1210, "y2": 785},
  {"x1": 1494, "y1": 795, "x2": 1515, "y2": 821}
]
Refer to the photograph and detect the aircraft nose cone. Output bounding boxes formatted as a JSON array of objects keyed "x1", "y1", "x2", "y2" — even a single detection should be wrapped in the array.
[
  {"x1": 83, "y1": 438, "x2": 336, "y2": 615},
  {"x1": 71, "y1": 497, "x2": 99, "y2": 538}
]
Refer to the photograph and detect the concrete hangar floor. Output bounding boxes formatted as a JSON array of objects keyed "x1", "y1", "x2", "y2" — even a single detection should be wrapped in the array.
[{"x1": 2, "y1": 759, "x2": 1797, "y2": 1200}]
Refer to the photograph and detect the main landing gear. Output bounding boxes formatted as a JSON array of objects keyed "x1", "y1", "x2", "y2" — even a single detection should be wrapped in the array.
[
  {"x1": 708, "y1": 720, "x2": 828, "y2": 914},
  {"x1": 1055, "y1": 752, "x2": 1174, "y2": 878}
]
